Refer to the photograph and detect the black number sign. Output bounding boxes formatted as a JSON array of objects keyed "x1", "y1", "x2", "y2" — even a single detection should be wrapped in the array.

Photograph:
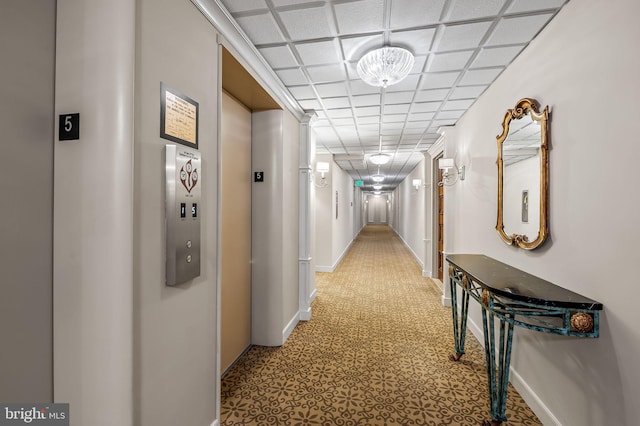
[
  {"x1": 59, "y1": 113, "x2": 80, "y2": 141},
  {"x1": 254, "y1": 171, "x2": 264, "y2": 182}
]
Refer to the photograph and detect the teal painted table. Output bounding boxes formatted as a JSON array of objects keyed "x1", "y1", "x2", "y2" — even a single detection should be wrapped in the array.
[{"x1": 446, "y1": 254, "x2": 602, "y2": 425}]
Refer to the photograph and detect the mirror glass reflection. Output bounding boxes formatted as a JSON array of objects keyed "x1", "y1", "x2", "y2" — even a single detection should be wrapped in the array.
[
  {"x1": 496, "y1": 98, "x2": 549, "y2": 250},
  {"x1": 502, "y1": 114, "x2": 542, "y2": 239}
]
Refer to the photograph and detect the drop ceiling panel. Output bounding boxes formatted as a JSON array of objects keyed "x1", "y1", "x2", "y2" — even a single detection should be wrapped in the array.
[
  {"x1": 447, "y1": 0, "x2": 507, "y2": 21},
  {"x1": 428, "y1": 51, "x2": 475, "y2": 72},
  {"x1": 357, "y1": 116, "x2": 381, "y2": 125},
  {"x1": 390, "y1": 29, "x2": 437, "y2": 55},
  {"x1": 390, "y1": 0, "x2": 445, "y2": 29},
  {"x1": 315, "y1": 82, "x2": 348, "y2": 97},
  {"x1": 450, "y1": 85, "x2": 487, "y2": 99},
  {"x1": 414, "y1": 89, "x2": 449, "y2": 102},
  {"x1": 384, "y1": 91, "x2": 414, "y2": 104},
  {"x1": 420, "y1": 72, "x2": 460, "y2": 89},
  {"x1": 383, "y1": 104, "x2": 411, "y2": 114},
  {"x1": 459, "y1": 68, "x2": 503, "y2": 85},
  {"x1": 353, "y1": 94, "x2": 381, "y2": 107},
  {"x1": 306, "y1": 64, "x2": 346, "y2": 84},
  {"x1": 471, "y1": 45, "x2": 524, "y2": 68},
  {"x1": 341, "y1": 35, "x2": 384, "y2": 61},
  {"x1": 275, "y1": 68, "x2": 308, "y2": 85},
  {"x1": 383, "y1": 74, "x2": 421, "y2": 93},
  {"x1": 258, "y1": 45, "x2": 299, "y2": 69},
  {"x1": 235, "y1": 13, "x2": 286, "y2": 44},
  {"x1": 438, "y1": 21, "x2": 492, "y2": 51},
  {"x1": 507, "y1": 0, "x2": 568, "y2": 14},
  {"x1": 289, "y1": 85, "x2": 316, "y2": 100},
  {"x1": 485, "y1": 14, "x2": 555, "y2": 46},
  {"x1": 349, "y1": 80, "x2": 383, "y2": 96},
  {"x1": 409, "y1": 112, "x2": 436, "y2": 121},
  {"x1": 334, "y1": 0, "x2": 384, "y2": 35},
  {"x1": 298, "y1": 99, "x2": 322, "y2": 110},
  {"x1": 223, "y1": 0, "x2": 267, "y2": 13},
  {"x1": 295, "y1": 40, "x2": 342, "y2": 65},
  {"x1": 278, "y1": 6, "x2": 334, "y2": 41},
  {"x1": 326, "y1": 108, "x2": 353, "y2": 118},
  {"x1": 411, "y1": 102, "x2": 441, "y2": 113},
  {"x1": 324, "y1": 97, "x2": 351, "y2": 109}
]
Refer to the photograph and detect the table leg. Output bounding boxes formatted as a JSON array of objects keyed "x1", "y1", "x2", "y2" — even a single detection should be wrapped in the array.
[
  {"x1": 481, "y1": 308, "x2": 515, "y2": 424},
  {"x1": 449, "y1": 278, "x2": 470, "y2": 361}
]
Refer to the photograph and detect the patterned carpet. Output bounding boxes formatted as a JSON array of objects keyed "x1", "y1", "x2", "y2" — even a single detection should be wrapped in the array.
[{"x1": 220, "y1": 225, "x2": 541, "y2": 425}]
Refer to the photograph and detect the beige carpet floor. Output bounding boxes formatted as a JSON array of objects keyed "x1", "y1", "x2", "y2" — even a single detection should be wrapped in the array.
[{"x1": 221, "y1": 225, "x2": 541, "y2": 425}]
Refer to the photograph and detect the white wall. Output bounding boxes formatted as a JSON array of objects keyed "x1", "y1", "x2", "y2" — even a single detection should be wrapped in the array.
[
  {"x1": 332, "y1": 162, "x2": 355, "y2": 267},
  {"x1": 0, "y1": 0, "x2": 55, "y2": 403},
  {"x1": 314, "y1": 155, "x2": 356, "y2": 272},
  {"x1": 443, "y1": 0, "x2": 640, "y2": 424},
  {"x1": 393, "y1": 155, "x2": 427, "y2": 269},
  {"x1": 55, "y1": 1, "x2": 135, "y2": 425},
  {"x1": 252, "y1": 109, "x2": 301, "y2": 346},
  {"x1": 134, "y1": 1, "x2": 218, "y2": 425}
]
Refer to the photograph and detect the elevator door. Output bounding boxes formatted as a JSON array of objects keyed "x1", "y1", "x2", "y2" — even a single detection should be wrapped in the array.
[{"x1": 220, "y1": 92, "x2": 252, "y2": 373}]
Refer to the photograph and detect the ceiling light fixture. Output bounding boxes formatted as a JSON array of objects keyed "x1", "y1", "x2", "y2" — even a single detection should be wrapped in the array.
[
  {"x1": 369, "y1": 153, "x2": 391, "y2": 165},
  {"x1": 373, "y1": 184, "x2": 383, "y2": 190},
  {"x1": 357, "y1": 46, "x2": 415, "y2": 88},
  {"x1": 371, "y1": 174, "x2": 385, "y2": 182}
]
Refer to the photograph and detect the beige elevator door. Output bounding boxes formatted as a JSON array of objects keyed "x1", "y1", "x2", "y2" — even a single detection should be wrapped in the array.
[{"x1": 220, "y1": 92, "x2": 252, "y2": 374}]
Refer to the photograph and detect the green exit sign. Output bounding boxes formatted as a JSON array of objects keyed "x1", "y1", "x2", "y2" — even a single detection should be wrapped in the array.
[{"x1": 355, "y1": 180, "x2": 363, "y2": 187}]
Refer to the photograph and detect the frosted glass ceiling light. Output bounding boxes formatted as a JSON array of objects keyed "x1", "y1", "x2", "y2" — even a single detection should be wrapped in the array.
[
  {"x1": 371, "y1": 174, "x2": 385, "y2": 182},
  {"x1": 357, "y1": 47, "x2": 415, "y2": 88},
  {"x1": 369, "y1": 153, "x2": 391, "y2": 165},
  {"x1": 373, "y1": 184, "x2": 383, "y2": 190}
]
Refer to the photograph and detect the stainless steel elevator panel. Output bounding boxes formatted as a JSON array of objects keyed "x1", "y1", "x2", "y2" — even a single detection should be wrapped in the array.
[{"x1": 165, "y1": 144, "x2": 201, "y2": 286}]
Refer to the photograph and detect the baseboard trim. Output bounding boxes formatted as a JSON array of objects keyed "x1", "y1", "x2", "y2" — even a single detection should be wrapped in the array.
[
  {"x1": 282, "y1": 312, "x2": 299, "y2": 343},
  {"x1": 210, "y1": 419, "x2": 219, "y2": 426},
  {"x1": 510, "y1": 368, "x2": 562, "y2": 426},
  {"x1": 309, "y1": 288, "x2": 317, "y2": 303},
  {"x1": 441, "y1": 295, "x2": 451, "y2": 307},
  {"x1": 315, "y1": 239, "x2": 354, "y2": 272},
  {"x1": 395, "y1": 232, "x2": 424, "y2": 269},
  {"x1": 299, "y1": 307, "x2": 312, "y2": 321},
  {"x1": 422, "y1": 269, "x2": 432, "y2": 277}
]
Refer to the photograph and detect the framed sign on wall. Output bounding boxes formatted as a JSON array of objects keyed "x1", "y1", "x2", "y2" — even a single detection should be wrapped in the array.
[{"x1": 160, "y1": 82, "x2": 199, "y2": 149}]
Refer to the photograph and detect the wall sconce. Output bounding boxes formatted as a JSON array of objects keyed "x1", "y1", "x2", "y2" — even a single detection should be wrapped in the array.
[
  {"x1": 438, "y1": 158, "x2": 465, "y2": 186},
  {"x1": 412, "y1": 179, "x2": 422, "y2": 191},
  {"x1": 314, "y1": 161, "x2": 330, "y2": 188}
]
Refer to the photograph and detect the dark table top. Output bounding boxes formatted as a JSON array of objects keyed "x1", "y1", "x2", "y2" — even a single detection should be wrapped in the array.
[{"x1": 446, "y1": 254, "x2": 603, "y2": 310}]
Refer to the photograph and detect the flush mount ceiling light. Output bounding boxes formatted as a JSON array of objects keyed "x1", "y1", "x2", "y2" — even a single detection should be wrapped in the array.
[
  {"x1": 357, "y1": 46, "x2": 415, "y2": 88},
  {"x1": 371, "y1": 174, "x2": 385, "y2": 182},
  {"x1": 373, "y1": 184, "x2": 383, "y2": 190},
  {"x1": 369, "y1": 153, "x2": 391, "y2": 165}
]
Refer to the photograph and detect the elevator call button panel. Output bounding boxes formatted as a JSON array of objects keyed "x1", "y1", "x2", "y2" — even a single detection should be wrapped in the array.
[{"x1": 165, "y1": 144, "x2": 201, "y2": 286}]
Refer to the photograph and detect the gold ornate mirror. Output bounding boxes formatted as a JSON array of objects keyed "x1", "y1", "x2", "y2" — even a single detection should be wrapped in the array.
[{"x1": 496, "y1": 98, "x2": 549, "y2": 250}]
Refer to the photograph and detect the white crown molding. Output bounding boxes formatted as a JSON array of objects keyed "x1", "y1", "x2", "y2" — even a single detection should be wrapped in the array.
[{"x1": 190, "y1": 0, "x2": 305, "y2": 120}]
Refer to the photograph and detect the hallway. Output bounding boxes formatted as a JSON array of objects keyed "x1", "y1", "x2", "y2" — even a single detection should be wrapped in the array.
[{"x1": 220, "y1": 225, "x2": 540, "y2": 425}]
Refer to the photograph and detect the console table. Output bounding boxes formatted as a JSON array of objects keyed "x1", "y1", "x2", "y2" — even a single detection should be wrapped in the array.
[{"x1": 446, "y1": 254, "x2": 602, "y2": 425}]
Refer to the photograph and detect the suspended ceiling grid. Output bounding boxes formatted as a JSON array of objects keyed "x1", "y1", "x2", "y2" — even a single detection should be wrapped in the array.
[{"x1": 218, "y1": 0, "x2": 568, "y2": 191}]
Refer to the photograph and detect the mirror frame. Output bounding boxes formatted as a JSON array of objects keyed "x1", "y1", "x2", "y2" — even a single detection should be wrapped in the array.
[{"x1": 496, "y1": 98, "x2": 549, "y2": 250}]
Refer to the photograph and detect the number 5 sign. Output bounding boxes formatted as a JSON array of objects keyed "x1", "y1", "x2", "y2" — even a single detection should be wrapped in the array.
[{"x1": 59, "y1": 113, "x2": 80, "y2": 141}]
